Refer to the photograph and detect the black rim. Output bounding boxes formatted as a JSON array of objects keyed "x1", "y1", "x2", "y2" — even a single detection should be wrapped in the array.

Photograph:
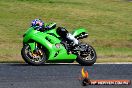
[
  {"x1": 24, "y1": 45, "x2": 44, "y2": 63},
  {"x1": 81, "y1": 46, "x2": 95, "y2": 61}
]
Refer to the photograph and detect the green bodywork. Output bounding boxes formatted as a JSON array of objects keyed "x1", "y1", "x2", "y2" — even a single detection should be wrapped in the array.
[
  {"x1": 23, "y1": 27, "x2": 87, "y2": 62},
  {"x1": 72, "y1": 28, "x2": 87, "y2": 37}
]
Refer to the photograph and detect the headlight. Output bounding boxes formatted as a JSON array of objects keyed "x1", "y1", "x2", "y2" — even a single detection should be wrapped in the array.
[{"x1": 23, "y1": 34, "x2": 26, "y2": 37}]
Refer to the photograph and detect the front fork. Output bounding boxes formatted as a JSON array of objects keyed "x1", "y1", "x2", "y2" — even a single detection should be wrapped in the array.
[{"x1": 27, "y1": 42, "x2": 43, "y2": 56}]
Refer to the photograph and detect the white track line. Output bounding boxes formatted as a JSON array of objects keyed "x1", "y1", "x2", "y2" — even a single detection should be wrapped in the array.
[
  {"x1": 95, "y1": 62, "x2": 132, "y2": 64},
  {"x1": 47, "y1": 62, "x2": 132, "y2": 64},
  {"x1": 0, "y1": 62, "x2": 132, "y2": 64}
]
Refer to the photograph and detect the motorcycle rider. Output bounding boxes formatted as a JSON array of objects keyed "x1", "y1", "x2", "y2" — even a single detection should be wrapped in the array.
[{"x1": 31, "y1": 19, "x2": 79, "y2": 46}]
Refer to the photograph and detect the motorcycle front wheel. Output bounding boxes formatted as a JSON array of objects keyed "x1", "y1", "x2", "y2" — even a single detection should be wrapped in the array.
[
  {"x1": 21, "y1": 44, "x2": 46, "y2": 66},
  {"x1": 76, "y1": 45, "x2": 97, "y2": 66}
]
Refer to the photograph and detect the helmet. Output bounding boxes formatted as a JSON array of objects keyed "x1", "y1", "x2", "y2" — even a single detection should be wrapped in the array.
[{"x1": 31, "y1": 19, "x2": 44, "y2": 30}]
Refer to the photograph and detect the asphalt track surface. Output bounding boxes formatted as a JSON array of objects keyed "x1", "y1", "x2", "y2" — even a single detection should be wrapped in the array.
[{"x1": 0, "y1": 63, "x2": 131, "y2": 88}]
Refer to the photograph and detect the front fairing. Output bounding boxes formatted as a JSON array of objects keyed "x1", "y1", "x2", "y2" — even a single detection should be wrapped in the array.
[
  {"x1": 23, "y1": 27, "x2": 77, "y2": 61},
  {"x1": 23, "y1": 27, "x2": 59, "y2": 43},
  {"x1": 23, "y1": 27, "x2": 39, "y2": 43}
]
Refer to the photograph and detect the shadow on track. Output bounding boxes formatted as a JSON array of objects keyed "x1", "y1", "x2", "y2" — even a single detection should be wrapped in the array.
[{"x1": 6, "y1": 63, "x2": 81, "y2": 66}]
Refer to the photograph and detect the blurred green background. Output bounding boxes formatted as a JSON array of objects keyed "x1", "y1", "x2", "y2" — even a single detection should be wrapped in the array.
[{"x1": 0, "y1": 0, "x2": 132, "y2": 62}]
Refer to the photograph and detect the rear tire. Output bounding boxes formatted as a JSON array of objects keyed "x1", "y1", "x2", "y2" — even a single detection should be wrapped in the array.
[
  {"x1": 76, "y1": 45, "x2": 97, "y2": 66},
  {"x1": 21, "y1": 44, "x2": 46, "y2": 66}
]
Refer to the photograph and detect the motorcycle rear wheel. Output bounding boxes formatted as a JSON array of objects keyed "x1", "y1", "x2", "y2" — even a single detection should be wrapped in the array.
[
  {"x1": 21, "y1": 44, "x2": 46, "y2": 66},
  {"x1": 76, "y1": 45, "x2": 97, "y2": 66}
]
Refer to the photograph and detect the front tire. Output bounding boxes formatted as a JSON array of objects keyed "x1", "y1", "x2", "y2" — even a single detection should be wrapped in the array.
[
  {"x1": 76, "y1": 45, "x2": 97, "y2": 66},
  {"x1": 21, "y1": 44, "x2": 46, "y2": 66}
]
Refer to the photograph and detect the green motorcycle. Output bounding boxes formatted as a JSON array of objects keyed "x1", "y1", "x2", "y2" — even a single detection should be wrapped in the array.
[{"x1": 21, "y1": 25, "x2": 97, "y2": 66}]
